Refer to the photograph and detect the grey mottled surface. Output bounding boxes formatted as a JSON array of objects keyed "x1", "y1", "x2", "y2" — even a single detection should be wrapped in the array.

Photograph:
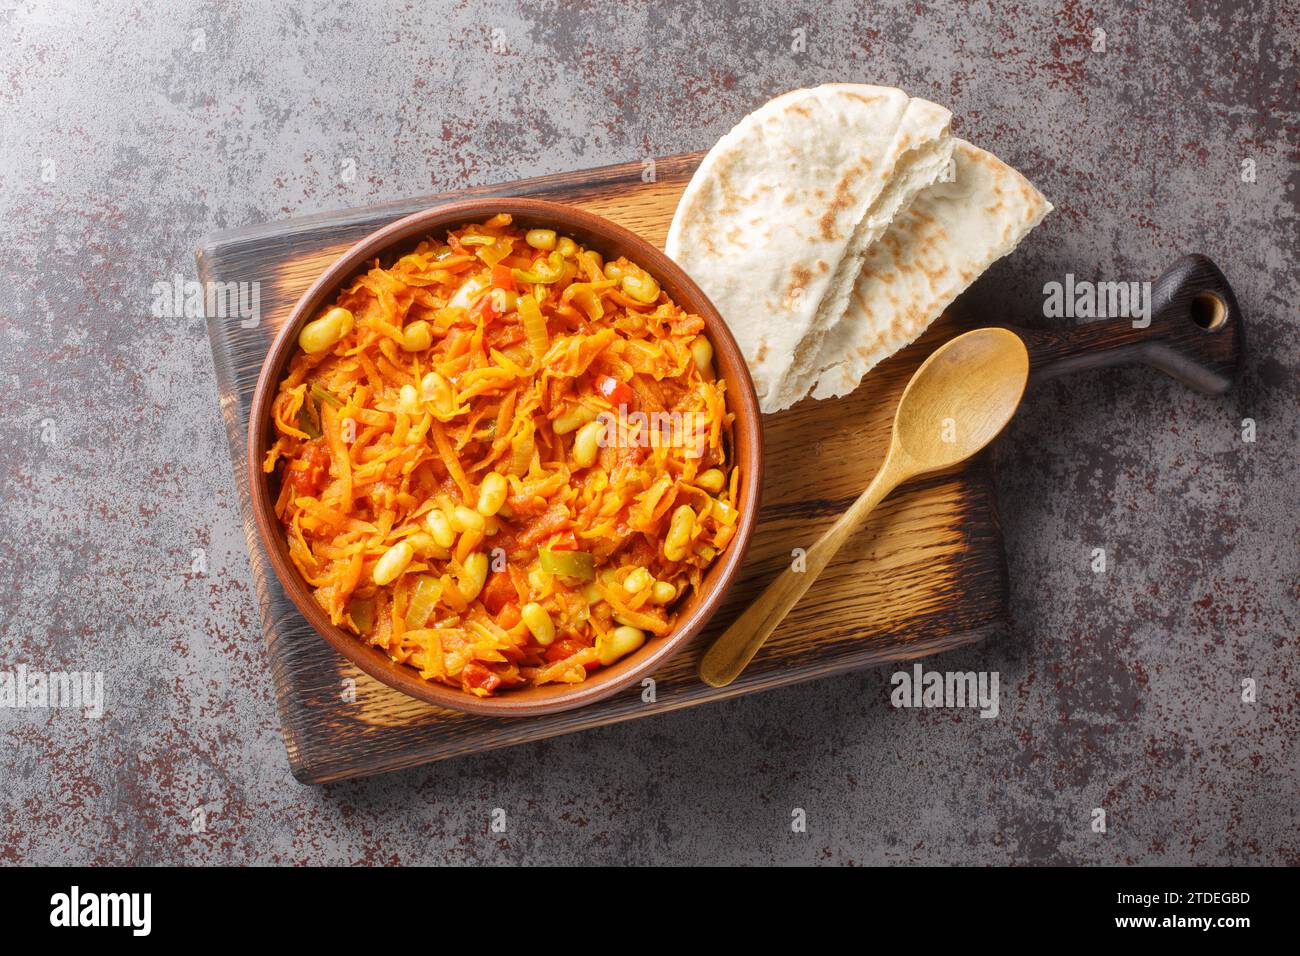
[{"x1": 1, "y1": 0, "x2": 1296, "y2": 865}]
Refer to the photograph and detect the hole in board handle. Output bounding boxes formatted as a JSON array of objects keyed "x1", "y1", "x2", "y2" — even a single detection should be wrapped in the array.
[{"x1": 1190, "y1": 292, "x2": 1227, "y2": 331}]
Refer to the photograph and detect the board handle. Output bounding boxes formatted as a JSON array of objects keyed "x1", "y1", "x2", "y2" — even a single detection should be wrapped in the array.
[{"x1": 1008, "y1": 254, "x2": 1244, "y2": 395}]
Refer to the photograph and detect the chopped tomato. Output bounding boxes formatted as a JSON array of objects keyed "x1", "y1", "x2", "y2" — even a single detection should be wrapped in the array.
[
  {"x1": 546, "y1": 530, "x2": 578, "y2": 551},
  {"x1": 462, "y1": 662, "x2": 502, "y2": 694},
  {"x1": 491, "y1": 263, "x2": 516, "y2": 292},
  {"x1": 474, "y1": 292, "x2": 501, "y2": 321},
  {"x1": 495, "y1": 602, "x2": 522, "y2": 630},
  {"x1": 545, "y1": 638, "x2": 588, "y2": 663},
  {"x1": 481, "y1": 570, "x2": 517, "y2": 615},
  {"x1": 595, "y1": 374, "x2": 633, "y2": 408},
  {"x1": 287, "y1": 441, "x2": 330, "y2": 496}
]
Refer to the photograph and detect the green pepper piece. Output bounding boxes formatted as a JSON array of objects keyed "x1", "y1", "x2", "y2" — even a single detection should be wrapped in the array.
[
  {"x1": 347, "y1": 595, "x2": 375, "y2": 634},
  {"x1": 311, "y1": 382, "x2": 343, "y2": 409},
  {"x1": 538, "y1": 547, "x2": 595, "y2": 580},
  {"x1": 298, "y1": 395, "x2": 323, "y2": 439}
]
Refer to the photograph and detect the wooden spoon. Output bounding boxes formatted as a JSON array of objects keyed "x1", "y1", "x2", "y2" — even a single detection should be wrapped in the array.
[{"x1": 698, "y1": 327, "x2": 1031, "y2": 688}]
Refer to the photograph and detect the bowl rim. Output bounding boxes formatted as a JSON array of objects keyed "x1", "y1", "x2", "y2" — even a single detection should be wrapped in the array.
[{"x1": 246, "y1": 196, "x2": 763, "y2": 717}]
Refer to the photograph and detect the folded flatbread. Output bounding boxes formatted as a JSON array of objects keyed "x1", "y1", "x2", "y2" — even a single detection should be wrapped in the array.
[
  {"x1": 665, "y1": 84, "x2": 954, "y2": 413},
  {"x1": 809, "y1": 139, "x2": 1052, "y2": 400}
]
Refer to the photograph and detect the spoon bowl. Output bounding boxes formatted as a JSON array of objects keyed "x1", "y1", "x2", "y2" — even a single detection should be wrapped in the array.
[{"x1": 893, "y1": 327, "x2": 1030, "y2": 468}]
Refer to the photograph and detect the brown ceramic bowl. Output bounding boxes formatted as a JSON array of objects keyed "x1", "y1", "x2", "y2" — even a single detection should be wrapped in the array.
[{"x1": 248, "y1": 197, "x2": 762, "y2": 717}]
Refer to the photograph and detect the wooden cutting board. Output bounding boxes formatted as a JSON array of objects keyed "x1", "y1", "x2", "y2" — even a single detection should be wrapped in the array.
[{"x1": 198, "y1": 152, "x2": 1011, "y2": 783}]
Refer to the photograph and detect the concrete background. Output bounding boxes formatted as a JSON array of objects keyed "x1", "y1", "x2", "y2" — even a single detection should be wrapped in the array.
[{"x1": 1, "y1": 0, "x2": 1295, "y2": 865}]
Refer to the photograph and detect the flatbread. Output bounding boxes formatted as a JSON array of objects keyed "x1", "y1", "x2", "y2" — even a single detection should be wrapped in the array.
[
  {"x1": 809, "y1": 140, "x2": 1052, "y2": 400},
  {"x1": 665, "y1": 84, "x2": 953, "y2": 413}
]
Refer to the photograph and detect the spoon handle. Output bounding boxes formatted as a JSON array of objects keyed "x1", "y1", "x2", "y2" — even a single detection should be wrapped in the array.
[
  {"x1": 698, "y1": 454, "x2": 905, "y2": 688},
  {"x1": 1009, "y1": 254, "x2": 1243, "y2": 395}
]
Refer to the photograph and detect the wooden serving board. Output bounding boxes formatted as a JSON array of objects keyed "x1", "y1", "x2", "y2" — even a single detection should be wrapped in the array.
[{"x1": 199, "y1": 153, "x2": 1007, "y2": 784}]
